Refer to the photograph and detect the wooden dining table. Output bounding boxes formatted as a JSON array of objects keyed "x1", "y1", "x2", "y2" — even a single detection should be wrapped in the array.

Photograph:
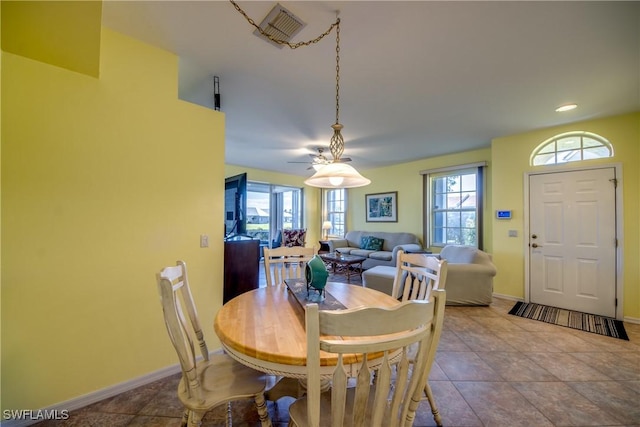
[{"x1": 214, "y1": 281, "x2": 401, "y2": 399}]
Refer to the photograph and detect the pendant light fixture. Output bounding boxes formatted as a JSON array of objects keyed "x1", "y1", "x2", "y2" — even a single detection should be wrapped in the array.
[
  {"x1": 230, "y1": 2, "x2": 369, "y2": 188},
  {"x1": 304, "y1": 19, "x2": 370, "y2": 189}
]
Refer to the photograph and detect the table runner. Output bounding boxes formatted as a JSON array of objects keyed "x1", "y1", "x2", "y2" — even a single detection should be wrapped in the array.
[{"x1": 284, "y1": 279, "x2": 347, "y2": 311}]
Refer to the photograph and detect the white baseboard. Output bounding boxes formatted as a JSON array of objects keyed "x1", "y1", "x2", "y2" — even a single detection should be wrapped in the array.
[
  {"x1": 2, "y1": 350, "x2": 230, "y2": 426},
  {"x1": 492, "y1": 293, "x2": 523, "y2": 302},
  {"x1": 0, "y1": 349, "x2": 230, "y2": 427},
  {"x1": 623, "y1": 316, "x2": 640, "y2": 325},
  {"x1": 1, "y1": 364, "x2": 181, "y2": 427}
]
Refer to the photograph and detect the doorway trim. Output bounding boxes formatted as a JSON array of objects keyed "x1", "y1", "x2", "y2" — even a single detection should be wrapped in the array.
[{"x1": 523, "y1": 162, "x2": 624, "y2": 320}]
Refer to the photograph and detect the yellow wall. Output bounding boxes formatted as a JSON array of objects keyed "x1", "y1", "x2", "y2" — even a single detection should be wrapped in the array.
[
  {"x1": 1, "y1": 27, "x2": 226, "y2": 411},
  {"x1": 1, "y1": 1, "x2": 102, "y2": 77},
  {"x1": 347, "y1": 148, "x2": 493, "y2": 253},
  {"x1": 225, "y1": 164, "x2": 323, "y2": 248},
  {"x1": 491, "y1": 112, "x2": 640, "y2": 319}
]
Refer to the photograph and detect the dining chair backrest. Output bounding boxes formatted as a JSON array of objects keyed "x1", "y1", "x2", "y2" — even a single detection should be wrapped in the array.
[
  {"x1": 156, "y1": 260, "x2": 209, "y2": 397},
  {"x1": 294, "y1": 289, "x2": 446, "y2": 427},
  {"x1": 156, "y1": 261, "x2": 272, "y2": 426},
  {"x1": 263, "y1": 246, "x2": 316, "y2": 286},
  {"x1": 391, "y1": 251, "x2": 448, "y2": 427},
  {"x1": 392, "y1": 250, "x2": 448, "y2": 302}
]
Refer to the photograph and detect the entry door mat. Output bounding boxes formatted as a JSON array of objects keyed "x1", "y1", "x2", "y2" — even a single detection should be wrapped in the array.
[{"x1": 508, "y1": 301, "x2": 629, "y2": 341}]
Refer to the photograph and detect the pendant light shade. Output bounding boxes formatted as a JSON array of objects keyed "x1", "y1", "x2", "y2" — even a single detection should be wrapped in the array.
[{"x1": 304, "y1": 161, "x2": 371, "y2": 188}]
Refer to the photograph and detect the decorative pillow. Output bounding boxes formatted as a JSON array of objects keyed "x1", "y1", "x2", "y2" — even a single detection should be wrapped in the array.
[
  {"x1": 283, "y1": 228, "x2": 307, "y2": 247},
  {"x1": 360, "y1": 236, "x2": 384, "y2": 251}
]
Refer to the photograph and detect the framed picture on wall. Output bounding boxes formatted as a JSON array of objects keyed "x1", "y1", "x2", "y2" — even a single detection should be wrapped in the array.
[{"x1": 365, "y1": 191, "x2": 398, "y2": 222}]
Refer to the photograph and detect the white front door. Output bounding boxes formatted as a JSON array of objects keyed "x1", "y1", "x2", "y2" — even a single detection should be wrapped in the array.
[{"x1": 529, "y1": 168, "x2": 617, "y2": 317}]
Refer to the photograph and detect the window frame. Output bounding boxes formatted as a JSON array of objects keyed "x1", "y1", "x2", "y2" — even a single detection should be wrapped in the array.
[
  {"x1": 323, "y1": 188, "x2": 347, "y2": 238},
  {"x1": 422, "y1": 163, "x2": 485, "y2": 250},
  {"x1": 530, "y1": 131, "x2": 613, "y2": 166}
]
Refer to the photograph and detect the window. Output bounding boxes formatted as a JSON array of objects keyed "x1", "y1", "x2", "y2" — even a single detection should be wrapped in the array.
[
  {"x1": 246, "y1": 182, "x2": 303, "y2": 245},
  {"x1": 422, "y1": 163, "x2": 485, "y2": 249},
  {"x1": 531, "y1": 131, "x2": 613, "y2": 166},
  {"x1": 324, "y1": 188, "x2": 346, "y2": 238}
]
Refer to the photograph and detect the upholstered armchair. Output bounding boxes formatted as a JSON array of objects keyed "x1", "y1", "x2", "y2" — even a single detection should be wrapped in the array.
[{"x1": 438, "y1": 245, "x2": 497, "y2": 305}]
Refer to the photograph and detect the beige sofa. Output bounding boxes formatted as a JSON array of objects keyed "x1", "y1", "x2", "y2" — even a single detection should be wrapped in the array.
[
  {"x1": 439, "y1": 245, "x2": 496, "y2": 305},
  {"x1": 327, "y1": 230, "x2": 422, "y2": 270},
  {"x1": 362, "y1": 244, "x2": 497, "y2": 305}
]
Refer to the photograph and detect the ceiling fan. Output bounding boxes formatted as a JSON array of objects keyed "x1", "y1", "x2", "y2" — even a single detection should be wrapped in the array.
[{"x1": 288, "y1": 147, "x2": 352, "y2": 170}]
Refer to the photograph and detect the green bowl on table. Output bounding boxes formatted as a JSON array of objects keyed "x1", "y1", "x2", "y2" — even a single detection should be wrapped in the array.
[{"x1": 305, "y1": 255, "x2": 329, "y2": 301}]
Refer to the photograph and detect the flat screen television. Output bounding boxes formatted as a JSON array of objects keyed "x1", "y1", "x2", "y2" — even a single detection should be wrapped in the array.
[{"x1": 224, "y1": 173, "x2": 247, "y2": 238}]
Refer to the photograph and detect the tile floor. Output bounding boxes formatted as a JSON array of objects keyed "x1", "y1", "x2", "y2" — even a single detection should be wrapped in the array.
[{"x1": 37, "y1": 269, "x2": 640, "y2": 426}]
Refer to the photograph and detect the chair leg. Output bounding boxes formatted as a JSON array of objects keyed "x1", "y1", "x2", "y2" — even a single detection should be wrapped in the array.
[
  {"x1": 180, "y1": 409, "x2": 190, "y2": 427},
  {"x1": 255, "y1": 393, "x2": 273, "y2": 427},
  {"x1": 424, "y1": 382, "x2": 443, "y2": 426},
  {"x1": 187, "y1": 410, "x2": 204, "y2": 427}
]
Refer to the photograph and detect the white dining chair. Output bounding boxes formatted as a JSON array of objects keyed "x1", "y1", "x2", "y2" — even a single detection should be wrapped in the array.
[
  {"x1": 288, "y1": 289, "x2": 446, "y2": 427},
  {"x1": 262, "y1": 246, "x2": 318, "y2": 401},
  {"x1": 156, "y1": 260, "x2": 272, "y2": 427},
  {"x1": 391, "y1": 250, "x2": 448, "y2": 426},
  {"x1": 392, "y1": 250, "x2": 448, "y2": 301},
  {"x1": 263, "y1": 246, "x2": 316, "y2": 286}
]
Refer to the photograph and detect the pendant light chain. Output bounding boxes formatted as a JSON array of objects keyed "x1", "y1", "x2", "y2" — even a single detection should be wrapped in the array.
[
  {"x1": 229, "y1": 0, "x2": 339, "y2": 49},
  {"x1": 335, "y1": 20, "x2": 341, "y2": 125},
  {"x1": 329, "y1": 19, "x2": 345, "y2": 162}
]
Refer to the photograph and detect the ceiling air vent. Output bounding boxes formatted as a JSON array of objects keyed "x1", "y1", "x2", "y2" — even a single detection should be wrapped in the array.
[{"x1": 253, "y1": 3, "x2": 306, "y2": 48}]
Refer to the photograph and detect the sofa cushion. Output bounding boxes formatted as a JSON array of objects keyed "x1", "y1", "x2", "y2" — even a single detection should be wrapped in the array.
[
  {"x1": 351, "y1": 249, "x2": 376, "y2": 258},
  {"x1": 330, "y1": 231, "x2": 421, "y2": 269},
  {"x1": 368, "y1": 251, "x2": 393, "y2": 261},
  {"x1": 361, "y1": 236, "x2": 384, "y2": 251},
  {"x1": 345, "y1": 231, "x2": 419, "y2": 252},
  {"x1": 335, "y1": 247, "x2": 353, "y2": 255}
]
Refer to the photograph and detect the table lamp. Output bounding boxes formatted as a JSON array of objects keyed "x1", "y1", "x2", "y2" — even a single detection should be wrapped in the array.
[{"x1": 322, "y1": 221, "x2": 332, "y2": 240}]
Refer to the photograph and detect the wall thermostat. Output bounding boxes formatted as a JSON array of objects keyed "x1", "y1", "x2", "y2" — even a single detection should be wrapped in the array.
[{"x1": 496, "y1": 210, "x2": 512, "y2": 219}]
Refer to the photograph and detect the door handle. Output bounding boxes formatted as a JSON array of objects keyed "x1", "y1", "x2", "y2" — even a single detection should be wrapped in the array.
[{"x1": 531, "y1": 243, "x2": 542, "y2": 248}]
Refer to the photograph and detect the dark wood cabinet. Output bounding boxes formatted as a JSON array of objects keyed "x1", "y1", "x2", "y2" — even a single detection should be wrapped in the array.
[{"x1": 223, "y1": 237, "x2": 259, "y2": 303}]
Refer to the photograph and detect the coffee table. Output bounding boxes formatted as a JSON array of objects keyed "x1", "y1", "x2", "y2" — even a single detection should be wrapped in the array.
[{"x1": 319, "y1": 253, "x2": 366, "y2": 283}]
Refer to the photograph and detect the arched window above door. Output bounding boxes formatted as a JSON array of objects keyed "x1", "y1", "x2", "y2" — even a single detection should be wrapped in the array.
[{"x1": 530, "y1": 131, "x2": 613, "y2": 166}]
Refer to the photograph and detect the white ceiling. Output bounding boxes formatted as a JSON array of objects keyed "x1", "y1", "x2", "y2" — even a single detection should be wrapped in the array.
[{"x1": 102, "y1": 1, "x2": 640, "y2": 177}]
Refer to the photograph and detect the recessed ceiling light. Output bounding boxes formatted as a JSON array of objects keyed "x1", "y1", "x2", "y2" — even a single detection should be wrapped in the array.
[{"x1": 555, "y1": 103, "x2": 577, "y2": 112}]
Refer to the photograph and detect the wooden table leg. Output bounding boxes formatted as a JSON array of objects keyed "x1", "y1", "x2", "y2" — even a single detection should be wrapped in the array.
[
  {"x1": 265, "y1": 377, "x2": 302, "y2": 401},
  {"x1": 265, "y1": 377, "x2": 331, "y2": 401}
]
